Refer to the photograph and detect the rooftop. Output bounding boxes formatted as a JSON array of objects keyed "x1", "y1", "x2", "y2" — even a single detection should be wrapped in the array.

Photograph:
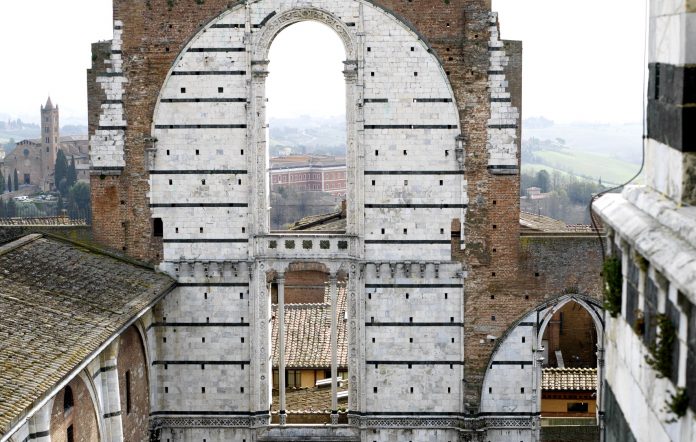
[
  {"x1": 272, "y1": 385, "x2": 348, "y2": 414},
  {"x1": 0, "y1": 235, "x2": 175, "y2": 436},
  {"x1": 542, "y1": 368, "x2": 597, "y2": 391},
  {"x1": 270, "y1": 154, "x2": 346, "y2": 171},
  {"x1": 520, "y1": 211, "x2": 598, "y2": 234},
  {"x1": 271, "y1": 286, "x2": 348, "y2": 369}
]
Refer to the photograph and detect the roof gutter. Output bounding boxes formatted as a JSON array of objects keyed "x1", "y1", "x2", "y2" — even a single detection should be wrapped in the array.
[{"x1": 0, "y1": 282, "x2": 176, "y2": 442}]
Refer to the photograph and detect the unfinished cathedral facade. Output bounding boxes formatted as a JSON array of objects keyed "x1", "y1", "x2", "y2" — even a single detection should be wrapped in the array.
[{"x1": 87, "y1": 1, "x2": 604, "y2": 441}]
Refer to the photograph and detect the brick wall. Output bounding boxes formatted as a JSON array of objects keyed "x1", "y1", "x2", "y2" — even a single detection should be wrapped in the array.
[
  {"x1": 49, "y1": 377, "x2": 99, "y2": 442},
  {"x1": 543, "y1": 301, "x2": 598, "y2": 368},
  {"x1": 118, "y1": 326, "x2": 150, "y2": 442},
  {"x1": 271, "y1": 270, "x2": 329, "y2": 304}
]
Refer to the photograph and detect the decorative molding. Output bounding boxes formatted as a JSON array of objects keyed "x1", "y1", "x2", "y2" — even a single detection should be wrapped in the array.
[
  {"x1": 254, "y1": 8, "x2": 356, "y2": 60},
  {"x1": 150, "y1": 415, "x2": 257, "y2": 428}
]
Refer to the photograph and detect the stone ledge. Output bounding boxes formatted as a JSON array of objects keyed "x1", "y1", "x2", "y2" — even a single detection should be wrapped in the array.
[{"x1": 593, "y1": 190, "x2": 696, "y2": 302}]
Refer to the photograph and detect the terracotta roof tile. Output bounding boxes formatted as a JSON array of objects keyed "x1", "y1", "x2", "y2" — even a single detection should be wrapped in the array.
[
  {"x1": 542, "y1": 368, "x2": 597, "y2": 391},
  {"x1": 271, "y1": 286, "x2": 347, "y2": 369}
]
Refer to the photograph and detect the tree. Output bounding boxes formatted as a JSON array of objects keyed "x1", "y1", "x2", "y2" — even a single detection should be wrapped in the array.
[
  {"x1": 13, "y1": 169, "x2": 18, "y2": 191},
  {"x1": 67, "y1": 156, "x2": 77, "y2": 189},
  {"x1": 68, "y1": 182, "x2": 91, "y2": 219},
  {"x1": 6, "y1": 199, "x2": 16, "y2": 217},
  {"x1": 54, "y1": 150, "x2": 69, "y2": 195},
  {"x1": 535, "y1": 169, "x2": 551, "y2": 193},
  {"x1": 7, "y1": 174, "x2": 12, "y2": 193},
  {"x1": 0, "y1": 171, "x2": 4, "y2": 194}
]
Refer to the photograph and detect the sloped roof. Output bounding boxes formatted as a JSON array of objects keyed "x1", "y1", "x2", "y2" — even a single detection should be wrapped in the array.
[
  {"x1": 44, "y1": 96, "x2": 53, "y2": 109},
  {"x1": 272, "y1": 385, "x2": 348, "y2": 414},
  {"x1": 542, "y1": 368, "x2": 597, "y2": 391},
  {"x1": 520, "y1": 211, "x2": 597, "y2": 233},
  {"x1": 0, "y1": 235, "x2": 175, "y2": 437},
  {"x1": 287, "y1": 210, "x2": 346, "y2": 232},
  {"x1": 271, "y1": 286, "x2": 348, "y2": 369}
]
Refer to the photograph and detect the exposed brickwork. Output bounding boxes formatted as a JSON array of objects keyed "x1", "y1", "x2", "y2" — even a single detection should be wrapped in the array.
[
  {"x1": 118, "y1": 326, "x2": 150, "y2": 442},
  {"x1": 543, "y1": 301, "x2": 598, "y2": 368},
  {"x1": 87, "y1": 41, "x2": 111, "y2": 138},
  {"x1": 49, "y1": 377, "x2": 99, "y2": 442}
]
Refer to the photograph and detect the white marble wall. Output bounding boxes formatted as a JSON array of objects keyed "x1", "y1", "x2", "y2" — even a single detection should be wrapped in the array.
[{"x1": 145, "y1": 0, "x2": 466, "y2": 439}]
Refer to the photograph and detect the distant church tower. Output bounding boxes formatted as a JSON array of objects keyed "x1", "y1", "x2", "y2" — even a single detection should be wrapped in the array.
[{"x1": 41, "y1": 97, "x2": 59, "y2": 187}]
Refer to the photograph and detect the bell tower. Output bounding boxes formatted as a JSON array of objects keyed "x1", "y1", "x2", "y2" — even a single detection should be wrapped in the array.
[{"x1": 41, "y1": 96, "x2": 59, "y2": 186}]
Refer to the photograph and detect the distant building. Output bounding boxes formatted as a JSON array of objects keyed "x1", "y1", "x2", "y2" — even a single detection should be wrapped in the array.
[
  {"x1": 269, "y1": 154, "x2": 346, "y2": 196},
  {"x1": 0, "y1": 98, "x2": 89, "y2": 192}
]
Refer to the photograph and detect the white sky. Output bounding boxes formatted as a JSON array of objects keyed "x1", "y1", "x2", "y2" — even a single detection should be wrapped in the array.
[{"x1": 0, "y1": 0, "x2": 647, "y2": 125}]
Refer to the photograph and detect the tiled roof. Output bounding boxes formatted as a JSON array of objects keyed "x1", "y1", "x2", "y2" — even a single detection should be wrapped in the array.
[
  {"x1": 271, "y1": 286, "x2": 347, "y2": 369},
  {"x1": 272, "y1": 385, "x2": 348, "y2": 414},
  {"x1": 270, "y1": 155, "x2": 346, "y2": 170},
  {"x1": 520, "y1": 211, "x2": 597, "y2": 233},
  {"x1": 542, "y1": 368, "x2": 597, "y2": 391},
  {"x1": 287, "y1": 210, "x2": 346, "y2": 232},
  {"x1": 0, "y1": 235, "x2": 175, "y2": 436}
]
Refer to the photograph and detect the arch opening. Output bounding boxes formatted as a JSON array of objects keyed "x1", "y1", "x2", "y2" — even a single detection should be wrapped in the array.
[
  {"x1": 266, "y1": 21, "x2": 348, "y2": 232},
  {"x1": 50, "y1": 376, "x2": 100, "y2": 442},
  {"x1": 536, "y1": 298, "x2": 604, "y2": 424}
]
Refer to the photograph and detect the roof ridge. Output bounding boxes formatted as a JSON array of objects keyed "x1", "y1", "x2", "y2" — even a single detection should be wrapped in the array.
[
  {"x1": 39, "y1": 231, "x2": 160, "y2": 271},
  {"x1": 0, "y1": 234, "x2": 43, "y2": 257}
]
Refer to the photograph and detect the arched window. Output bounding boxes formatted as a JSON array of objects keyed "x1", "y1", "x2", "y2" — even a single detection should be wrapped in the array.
[
  {"x1": 266, "y1": 21, "x2": 347, "y2": 232},
  {"x1": 63, "y1": 385, "x2": 74, "y2": 412}
]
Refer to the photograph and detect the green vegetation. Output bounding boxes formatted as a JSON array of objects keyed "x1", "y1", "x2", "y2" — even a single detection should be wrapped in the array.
[
  {"x1": 523, "y1": 136, "x2": 640, "y2": 186},
  {"x1": 664, "y1": 388, "x2": 689, "y2": 422},
  {"x1": 535, "y1": 150, "x2": 639, "y2": 186},
  {"x1": 646, "y1": 314, "x2": 677, "y2": 379},
  {"x1": 54, "y1": 150, "x2": 77, "y2": 196},
  {"x1": 520, "y1": 169, "x2": 606, "y2": 223},
  {"x1": 603, "y1": 257, "x2": 622, "y2": 317}
]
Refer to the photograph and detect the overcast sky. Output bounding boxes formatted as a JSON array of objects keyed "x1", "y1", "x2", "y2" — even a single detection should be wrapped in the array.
[{"x1": 0, "y1": 0, "x2": 646, "y2": 125}]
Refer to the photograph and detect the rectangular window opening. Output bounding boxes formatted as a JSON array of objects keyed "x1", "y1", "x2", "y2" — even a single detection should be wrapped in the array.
[{"x1": 125, "y1": 370, "x2": 132, "y2": 414}]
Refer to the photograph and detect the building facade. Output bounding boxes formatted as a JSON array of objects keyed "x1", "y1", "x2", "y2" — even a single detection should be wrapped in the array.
[
  {"x1": 269, "y1": 155, "x2": 347, "y2": 196},
  {"x1": 1, "y1": 99, "x2": 89, "y2": 192},
  {"x1": 593, "y1": 0, "x2": 696, "y2": 440},
  {"x1": 86, "y1": 0, "x2": 604, "y2": 440}
]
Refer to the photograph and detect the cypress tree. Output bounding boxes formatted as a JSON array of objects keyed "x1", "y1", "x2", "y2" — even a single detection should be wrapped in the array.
[
  {"x1": 67, "y1": 156, "x2": 77, "y2": 188},
  {"x1": 0, "y1": 170, "x2": 4, "y2": 193},
  {"x1": 7, "y1": 175, "x2": 12, "y2": 193},
  {"x1": 13, "y1": 169, "x2": 19, "y2": 191},
  {"x1": 54, "y1": 150, "x2": 69, "y2": 195}
]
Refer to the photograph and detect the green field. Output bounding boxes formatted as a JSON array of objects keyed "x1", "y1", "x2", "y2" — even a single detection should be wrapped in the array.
[{"x1": 529, "y1": 149, "x2": 641, "y2": 186}]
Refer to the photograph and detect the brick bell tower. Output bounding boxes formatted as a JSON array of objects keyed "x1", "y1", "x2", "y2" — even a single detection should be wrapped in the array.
[{"x1": 41, "y1": 96, "x2": 59, "y2": 189}]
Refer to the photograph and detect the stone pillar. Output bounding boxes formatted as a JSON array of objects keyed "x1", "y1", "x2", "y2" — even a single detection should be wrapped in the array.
[
  {"x1": 343, "y1": 59, "x2": 361, "y2": 237},
  {"x1": 277, "y1": 272, "x2": 287, "y2": 425},
  {"x1": 596, "y1": 346, "x2": 606, "y2": 442},
  {"x1": 27, "y1": 403, "x2": 52, "y2": 442},
  {"x1": 100, "y1": 343, "x2": 124, "y2": 442},
  {"x1": 329, "y1": 273, "x2": 339, "y2": 424},
  {"x1": 249, "y1": 60, "x2": 269, "y2": 235}
]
